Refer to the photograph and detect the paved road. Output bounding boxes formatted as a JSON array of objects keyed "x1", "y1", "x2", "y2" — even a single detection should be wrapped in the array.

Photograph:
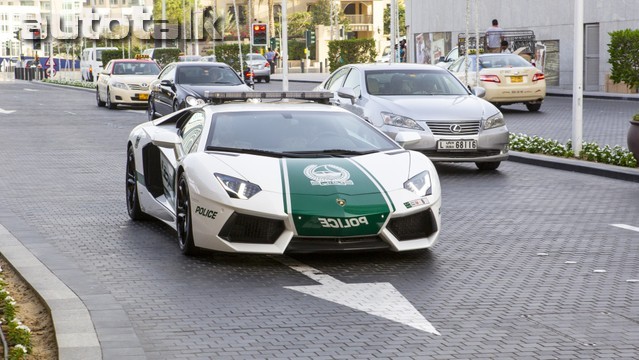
[{"x1": 0, "y1": 81, "x2": 638, "y2": 359}]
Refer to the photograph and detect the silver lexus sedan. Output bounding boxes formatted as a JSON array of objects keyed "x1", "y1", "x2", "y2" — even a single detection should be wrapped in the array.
[{"x1": 315, "y1": 63, "x2": 509, "y2": 170}]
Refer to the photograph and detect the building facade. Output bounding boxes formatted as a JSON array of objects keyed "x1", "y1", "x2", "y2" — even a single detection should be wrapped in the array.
[{"x1": 405, "y1": 0, "x2": 639, "y2": 92}]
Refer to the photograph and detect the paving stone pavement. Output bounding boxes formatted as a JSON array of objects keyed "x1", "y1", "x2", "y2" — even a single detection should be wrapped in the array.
[{"x1": 0, "y1": 79, "x2": 637, "y2": 359}]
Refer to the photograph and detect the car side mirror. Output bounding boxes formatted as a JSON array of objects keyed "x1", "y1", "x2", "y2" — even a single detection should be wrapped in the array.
[
  {"x1": 395, "y1": 132, "x2": 421, "y2": 148},
  {"x1": 471, "y1": 86, "x2": 486, "y2": 98},
  {"x1": 337, "y1": 87, "x2": 357, "y2": 105},
  {"x1": 160, "y1": 79, "x2": 173, "y2": 87},
  {"x1": 438, "y1": 56, "x2": 446, "y2": 62}
]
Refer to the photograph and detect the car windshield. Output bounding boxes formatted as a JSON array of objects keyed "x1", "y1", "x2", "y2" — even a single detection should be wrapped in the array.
[
  {"x1": 176, "y1": 65, "x2": 242, "y2": 85},
  {"x1": 365, "y1": 69, "x2": 469, "y2": 96},
  {"x1": 112, "y1": 62, "x2": 160, "y2": 75},
  {"x1": 206, "y1": 110, "x2": 399, "y2": 155}
]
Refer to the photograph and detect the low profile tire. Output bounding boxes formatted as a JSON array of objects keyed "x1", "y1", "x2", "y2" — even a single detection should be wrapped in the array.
[
  {"x1": 176, "y1": 173, "x2": 197, "y2": 256},
  {"x1": 475, "y1": 161, "x2": 501, "y2": 171},
  {"x1": 126, "y1": 145, "x2": 145, "y2": 220},
  {"x1": 106, "y1": 88, "x2": 117, "y2": 109},
  {"x1": 96, "y1": 88, "x2": 105, "y2": 107},
  {"x1": 525, "y1": 102, "x2": 542, "y2": 112},
  {"x1": 147, "y1": 99, "x2": 157, "y2": 121}
]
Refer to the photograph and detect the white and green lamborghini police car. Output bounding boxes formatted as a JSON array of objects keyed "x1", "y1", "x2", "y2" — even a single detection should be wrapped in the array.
[{"x1": 126, "y1": 91, "x2": 442, "y2": 255}]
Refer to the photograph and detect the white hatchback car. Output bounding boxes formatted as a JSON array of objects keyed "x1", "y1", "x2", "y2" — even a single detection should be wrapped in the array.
[{"x1": 96, "y1": 59, "x2": 161, "y2": 109}]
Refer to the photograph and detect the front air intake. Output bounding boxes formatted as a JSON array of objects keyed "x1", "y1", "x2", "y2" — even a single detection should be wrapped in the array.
[
  {"x1": 219, "y1": 213, "x2": 285, "y2": 244},
  {"x1": 387, "y1": 209, "x2": 438, "y2": 241}
]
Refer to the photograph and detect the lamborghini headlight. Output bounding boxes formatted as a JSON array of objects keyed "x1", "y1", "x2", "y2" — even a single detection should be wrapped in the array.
[
  {"x1": 215, "y1": 173, "x2": 262, "y2": 199},
  {"x1": 403, "y1": 170, "x2": 432, "y2": 196},
  {"x1": 381, "y1": 112, "x2": 424, "y2": 130},
  {"x1": 484, "y1": 112, "x2": 505, "y2": 130},
  {"x1": 186, "y1": 96, "x2": 206, "y2": 106},
  {"x1": 111, "y1": 81, "x2": 129, "y2": 90}
]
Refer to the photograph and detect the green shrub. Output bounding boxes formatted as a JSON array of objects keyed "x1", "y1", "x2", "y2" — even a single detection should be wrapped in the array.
[
  {"x1": 213, "y1": 43, "x2": 252, "y2": 72},
  {"x1": 327, "y1": 38, "x2": 377, "y2": 72},
  {"x1": 101, "y1": 49, "x2": 126, "y2": 67},
  {"x1": 608, "y1": 29, "x2": 639, "y2": 91},
  {"x1": 153, "y1": 47, "x2": 181, "y2": 67}
]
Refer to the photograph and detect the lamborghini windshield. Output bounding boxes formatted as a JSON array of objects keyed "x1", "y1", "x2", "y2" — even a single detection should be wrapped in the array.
[{"x1": 206, "y1": 110, "x2": 400, "y2": 155}]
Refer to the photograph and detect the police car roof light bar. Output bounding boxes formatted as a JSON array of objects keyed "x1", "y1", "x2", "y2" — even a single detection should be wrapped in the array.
[{"x1": 204, "y1": 91, "x2": 334, "y2": 104}]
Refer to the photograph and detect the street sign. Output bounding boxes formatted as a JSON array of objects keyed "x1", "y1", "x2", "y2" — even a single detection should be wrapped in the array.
[
  {"x1": 45, "y1": 58, "x2": 56, "y2": 67},
  {"x1": 46, "y1": 67, "x2": 56, "y2": 78}
]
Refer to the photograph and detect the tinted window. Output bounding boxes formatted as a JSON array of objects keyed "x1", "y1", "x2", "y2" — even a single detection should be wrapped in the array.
[{"x1": 176, "y1": 65, "x2": 242, "y2": 85}]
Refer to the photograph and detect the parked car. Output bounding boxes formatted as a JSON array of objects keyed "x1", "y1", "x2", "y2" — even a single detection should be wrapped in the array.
[
  {"x1": 435, "y1": 47, "x2": 459, "y2": 68},
  {"x1": 96, "y1": 59, "x2": 161, "y2": 109},
  {"x1": 147, "y1": 61, "x2": 253, "y2": 120},
  {"x1": 448, "y1": 53, "x2": 546, "y2": 111},
  {"x1": 178, "y1": 55, "x2": 202, "y2": 62},
  {"x1": 315, "y1": 63, "x2": 508, "y2": 170},
  {"x1": 244, "y1": 53, "x2": 270, "y2": 83},
  {"x1": 80, "y1": 46, "x2": 118, "y2": 82},
  {"x1": 200, "y1": 55, "x2": 217, "y2": 62},
  {"x1": 127, "y1": 91, "x2": 441, "y2": 255}
]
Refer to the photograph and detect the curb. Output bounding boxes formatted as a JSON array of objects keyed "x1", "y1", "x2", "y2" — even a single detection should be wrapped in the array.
[
  {"x1": 0, "y1": 225, "x2": 102, "y2": 360},
  {"x1": 508, "y1": 151, "x2": 639, "y2": 183}
]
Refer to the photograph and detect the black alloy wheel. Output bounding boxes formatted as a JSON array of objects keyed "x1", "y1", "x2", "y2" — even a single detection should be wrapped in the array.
[
  {"x1": 176, "y1": 173, "x2": 197, "y2": 255},
  {"x1": 126, "y1": 145, "x2": 145, "y2": 220},
  {"x1": 96, "y1": 87, "x2": 105, "y2": 107}
]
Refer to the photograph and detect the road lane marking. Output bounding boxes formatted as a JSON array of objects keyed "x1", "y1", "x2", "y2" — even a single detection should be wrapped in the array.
[
  {"x1": 611, "y1": 224, "x2": 639, "y2": 232},
  {"x1": 64, "y1": 111, "x2": 76, "y2": 115},
  {"x1": 24, "y1": 88, "x2": 38, "y2": 91},
  {"x1": 0, "y1": 108, "x2": 16, "y2": 114},
  {"x1": 272, "y1": 255, "x2": 440, "y2": 335}
]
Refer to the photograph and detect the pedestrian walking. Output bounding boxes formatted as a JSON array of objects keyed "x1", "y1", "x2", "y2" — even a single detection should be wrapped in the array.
[
  {"x1": 486, "y1": 19, "x2": 504, "y2": 53},
  {"x1": 265, "y1": 48, "x2": 276, "y2": 74}
]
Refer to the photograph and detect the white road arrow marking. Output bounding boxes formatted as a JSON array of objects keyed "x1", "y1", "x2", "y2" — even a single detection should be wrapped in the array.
[
  {"x1": 0, "y1": 108, "x2": 16, "y2": 114},
  {"x1": 273, "y1": 256, "x2": 440, "y2": 335},
  {"x1": 611, "y1": 223, "x2": 639, "y2": 232}
]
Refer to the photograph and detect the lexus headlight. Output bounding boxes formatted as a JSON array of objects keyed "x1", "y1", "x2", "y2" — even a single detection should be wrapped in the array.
[
  {"x1": 111, "y1": 81, "x2": 128, "y2": 90},
  {"x1": 403, "y1": 170, "x2": 432, "y2": 196},
  {"x1": 215, "y1": 173, "x2": 261, "y2": 199},
  {"x1": 484, "y1": 112, "x2": 505, "y2": 130},
  {"x1": 186, "y1": 96, "x2": 206, "y2": 106},
  {"x1": 381, "y1": 112, "x2": 424, "y2": 130}
]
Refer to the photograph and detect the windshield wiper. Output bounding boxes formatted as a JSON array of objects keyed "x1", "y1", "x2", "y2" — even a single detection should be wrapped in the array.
[
  {"x1": 206, "y1": 146, "x2": 286, "y2": 157},
  {"x1": 286, "y1": 149, "x2": 376, "y2": 157}
]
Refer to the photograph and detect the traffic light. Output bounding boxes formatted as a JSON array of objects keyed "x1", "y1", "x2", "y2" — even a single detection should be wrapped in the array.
[
  {"x1": 31, "y1": 28, "x2": 41, "y2": 50},
  {"x1": 305, "y1": 30, "x2": 316, "y2": 45},
  {"x1": 252, "y1": 23, "x2": 267, "y2": 46},
  {"x1": 270, "y1": 37, "x2": 280, "y2": 51}
]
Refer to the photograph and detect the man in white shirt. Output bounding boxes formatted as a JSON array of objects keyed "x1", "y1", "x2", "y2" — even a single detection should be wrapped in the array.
[{"x1": 486, "y1": 19, "x2": 503, "y2": 53}]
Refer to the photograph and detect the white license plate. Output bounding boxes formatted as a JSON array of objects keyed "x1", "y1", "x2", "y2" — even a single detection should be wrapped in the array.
[{"x1": 437, "y1": 140, "x2": 477, "y2": 151}]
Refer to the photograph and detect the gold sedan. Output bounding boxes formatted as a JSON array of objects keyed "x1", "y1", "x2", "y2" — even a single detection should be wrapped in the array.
[{"x1": 448, "y1": 53, "x2": 546, "y2": 112}]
